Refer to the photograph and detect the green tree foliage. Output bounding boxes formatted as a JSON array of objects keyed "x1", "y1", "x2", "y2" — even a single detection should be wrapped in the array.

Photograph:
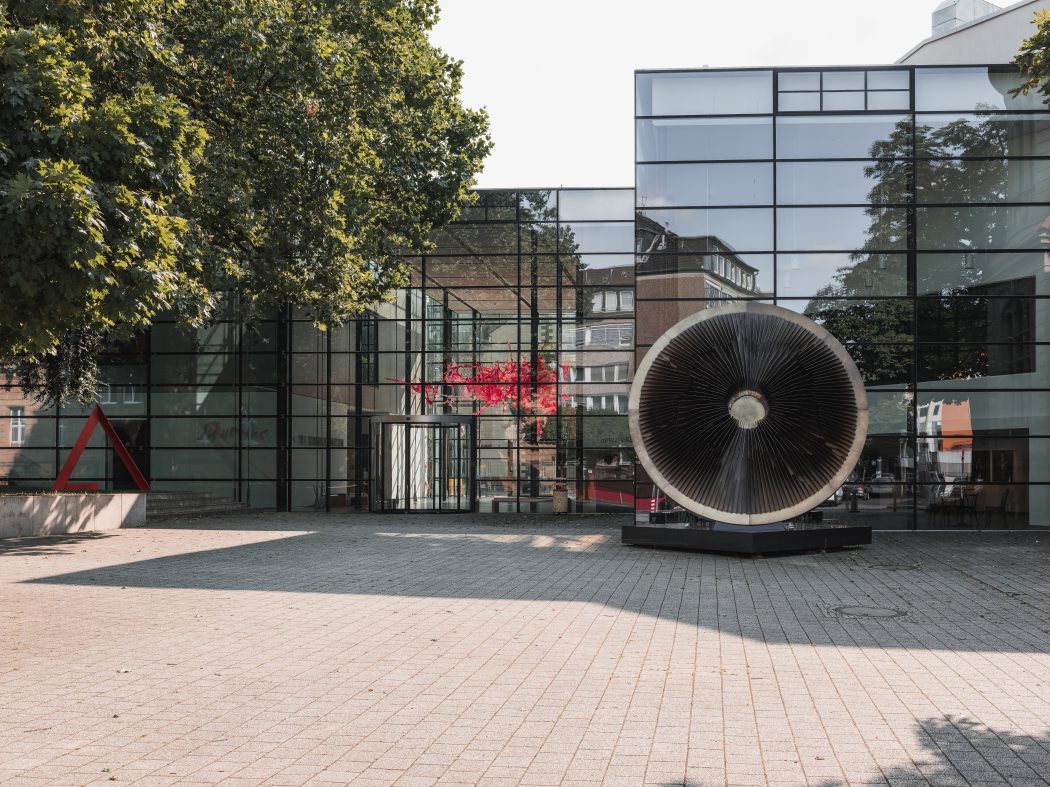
[
  {"x1": 1013, "y1": 9, "x2": 1050, "y2": 105},
  {"x1": 0, "y1": 8, "x2": 208, "y2": 403},
  {"x1": 2, "y1": 0, "x2": 491, "y2": 403}
]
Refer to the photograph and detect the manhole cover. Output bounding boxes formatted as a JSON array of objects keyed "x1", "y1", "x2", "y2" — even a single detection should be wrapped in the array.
[{"x1": 832, "y1": 605, "x2": 906, "y2": 619}]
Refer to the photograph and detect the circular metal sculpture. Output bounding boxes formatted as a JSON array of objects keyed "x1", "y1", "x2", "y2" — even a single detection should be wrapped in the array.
[{"x1": 629, "y1": 302, "x2": 868, "y2": 525}]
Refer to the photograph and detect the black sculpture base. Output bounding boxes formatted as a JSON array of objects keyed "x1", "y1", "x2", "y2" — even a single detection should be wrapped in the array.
[{"x1": 622, "y1": 521, "x2": 872, "y2": 556}]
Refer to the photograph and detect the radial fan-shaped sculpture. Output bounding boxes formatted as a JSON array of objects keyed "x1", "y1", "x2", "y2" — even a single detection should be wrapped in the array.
[{"x1": 629, "y1": 303, "x2": 868, "y2": 525}]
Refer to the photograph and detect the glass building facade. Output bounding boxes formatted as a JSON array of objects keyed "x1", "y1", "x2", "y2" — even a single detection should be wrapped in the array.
[
  {"x1": 636, "y1": 65, "x2": 1050, "y2": 529},
  {"x1": 2, "y1": 64, "x2": 1049, "y2": 529}
]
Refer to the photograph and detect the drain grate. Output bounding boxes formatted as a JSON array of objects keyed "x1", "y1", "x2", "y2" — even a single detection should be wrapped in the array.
[{"x1": 832, "y1": 605, "x2": 906, "y2": 619}]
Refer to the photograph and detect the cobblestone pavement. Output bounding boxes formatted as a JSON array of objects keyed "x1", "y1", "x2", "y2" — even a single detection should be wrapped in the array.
[{"x1": 2, "y1": 514, "x2": 1050, "y2": 786}]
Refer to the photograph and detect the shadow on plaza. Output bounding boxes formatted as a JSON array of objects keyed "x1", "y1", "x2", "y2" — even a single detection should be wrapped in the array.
[
  {"x1": 0, "y1": 530, "x2": 117, "y2": 557},
  {"x1": 660, "y1": 717, "x2": 1050, "y2": 786},
  {"x1": 17, "y1": 514, "x2": 1050, "y2": 653}
]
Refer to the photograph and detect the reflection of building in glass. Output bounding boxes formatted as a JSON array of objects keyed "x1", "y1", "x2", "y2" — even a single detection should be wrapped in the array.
[
  {"x1": 635, "y1": 215, "x2": 769, "y2": 344},
  {"x1": 1, "y1": 2, "x2": 1049, "y2": 528}
]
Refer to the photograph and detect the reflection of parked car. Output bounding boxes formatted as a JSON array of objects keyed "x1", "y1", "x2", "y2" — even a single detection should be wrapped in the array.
[
  {"x1": 867, "y1": 473, "x2": 897, "y2": 496},
  {"x1": 841, "y1": 473, "x2": 867, "y2": 500}
]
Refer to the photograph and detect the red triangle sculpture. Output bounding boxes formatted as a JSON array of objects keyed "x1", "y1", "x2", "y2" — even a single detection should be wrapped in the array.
[{"x1": 52, "y1": 405, "x2": 151, "y2": 492}]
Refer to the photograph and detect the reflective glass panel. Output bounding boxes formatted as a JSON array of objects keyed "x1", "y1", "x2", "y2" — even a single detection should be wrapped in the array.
[
  {"x1": 778, "y1": 72, "x2": 820, "y2": 91},
  {"x1": 431, "y1": 223, "x2": 519, "y2": 255},
  {"x1": 918, "y1": 343, "x2": 1036, "y2": 381},
  {"x1": 822, "y1": 71, "x2": 864, "y2": 90},
  {"x1": 917, "y1": 157, "x2": 1050, "y2": 204},
  {"x1": 777, "y1": 253, "x2": 908, "y2": 298},
  {"x1": 637, "y1": 208, "x2": 774, "y2": 253},
  {"x1": 822, "y1": 91, "x2": 865, "y2": 111},
  {"x1": 778, "y1": 92, "x2": 820, "y2": 112},
  {"x1": 916, "y1": 113, "x2": 1050, "y2": 158},
  {"x1": 776, "y1": 115, "x2": 911, "y2": 159},
  {"x1": 916, "y1": 251, "x2": 1048, "y2": 294},
  {"x1": 636, "y1": 70, "x2": 773, "y2": 116},
  {"x1": 635, "y1": 117, "x2": 773, "y2": 162},
  {"x1": 867, "y1": 70, "x2": 909, "y2": 90},
  {"x1": 636, "y1": 163, "x2": 773, "y2": 206},
  {"x1": 866, "y1": 91, "x2": 910, "y2": 111},
  {"x1": 788, "y1": 299, "x2": 914, "y2": 342},
  {"x1": 916, "y1": 282, "x2": 1037, "y2": 343},
  {"x1": 777, "y1": 207, "x2": 908, "y2": 251},
  {"x1": 915, "y1": 67, "x2": 1046, "y2": 111},
  {"x1": 916, "y1": 391, "x2": 1050, "y2": 432},
  {"x1": 562, "y1": 222, "x2": 634, "y2": 254},
  {"x1": 558, "y1": 189, "x2": 634, "y2": 221},
  {"x1": 776, "y1": 161, "x2": 906, "y2": 205},
  {"x1": 637, "y1": 253, "x2": 773, "y2": 296},
  {"x1": 917, "y1": 206, "x2": 1050, "y2": 250}
]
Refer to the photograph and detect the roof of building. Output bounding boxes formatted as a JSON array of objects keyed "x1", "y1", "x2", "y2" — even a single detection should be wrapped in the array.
[{"x1": 898, "y1": 0, "x2": 1046, "y2": 65}]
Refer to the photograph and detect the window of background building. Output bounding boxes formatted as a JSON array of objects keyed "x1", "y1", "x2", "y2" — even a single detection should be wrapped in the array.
[{"x1": 9, "y1": 406, "x2": 25, "y2": 446}]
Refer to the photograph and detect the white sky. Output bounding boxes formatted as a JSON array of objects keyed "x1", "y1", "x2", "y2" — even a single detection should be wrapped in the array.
[{"x1": 430, "y1": 0, "x2": 1009, "y2": 189}]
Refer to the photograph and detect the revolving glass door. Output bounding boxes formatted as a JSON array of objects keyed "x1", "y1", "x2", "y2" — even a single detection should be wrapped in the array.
[{"x1": 370, "y1": 415, "x2": 475, "y2": 512}]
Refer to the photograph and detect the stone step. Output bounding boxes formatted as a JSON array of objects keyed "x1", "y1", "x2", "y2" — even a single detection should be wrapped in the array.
[{"x1": 145, "y1": 492, "x2": 255, "y2": 519}]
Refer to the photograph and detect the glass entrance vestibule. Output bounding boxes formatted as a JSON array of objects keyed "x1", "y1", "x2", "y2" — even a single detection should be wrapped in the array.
[{"x1": 369, "y1": 415, "x2": 476, "y2": 513}]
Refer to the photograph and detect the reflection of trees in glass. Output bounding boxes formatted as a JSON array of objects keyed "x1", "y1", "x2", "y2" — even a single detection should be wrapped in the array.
[{"x1": 804, "y1": 115, "x2": 1014, "y2": 384}]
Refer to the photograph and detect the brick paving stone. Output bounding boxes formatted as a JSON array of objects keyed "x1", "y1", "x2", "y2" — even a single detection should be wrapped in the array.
[{"x1": 1, "y1": 515, "x2": 1050, "y2": 785}]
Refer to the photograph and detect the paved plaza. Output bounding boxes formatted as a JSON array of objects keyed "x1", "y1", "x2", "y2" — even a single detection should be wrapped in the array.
[{"x1": 2, "y1": 514, "x2": 1050, "y2": 786}]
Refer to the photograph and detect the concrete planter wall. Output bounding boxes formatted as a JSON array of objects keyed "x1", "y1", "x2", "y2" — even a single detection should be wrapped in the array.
[{"x1": 0, "y1": 493, "x2": 145, "y2": 538}]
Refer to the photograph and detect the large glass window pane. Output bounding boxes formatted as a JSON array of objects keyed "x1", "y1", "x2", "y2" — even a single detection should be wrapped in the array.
[
  {"x1": 151, "y1": 322, "x2": 239, "y2": 352},
  {"x1": 918, "y1": 343, "x2": 1036, "y2": 381},
  {"x1": 917, "y1": 205, "x2": 1050, "y2": 250},
  {"x1": 868, "y1": 70, "x2": 909, "y2": 90},
  {"x1": 778, "y1": 93, "x2": 820, "y2": 112},
  {"x1": 866, "y1": 91, "x2": 910, "y2": 111},
  {"x1": 917, "y1": 157, "x2": 1050, "y2": 204},
  {"x1": 917, "y1": 285, "x2": 1037, "y2": 344},
  {"x1": 778, "y1": 72, "x2": 820, "y2": 91},
  {"x1": 776, "y1": 161, "x2": 907, "y2": 205},
  {"x1": 637, "y1": 252, "x2": 773, "y2": 295},
  {"x1": 776, "y1": 115, "x2": 911, "y2": 159},
  {"x1": 152, "y1": 354, "x2": 237, "y2": 385},
  {"x1": 519, "y1": 189, "x2": 557, "y2": 221},
  {"x1": 917, "y1": 391, "x2": 1050, "y2": 432},
  {"x1": 777, "y1": 207, "x2": 908, "y2": 251},
  {"x1": 152, "y1": 416, "x2": 238, "y2": 448},
  {"x1": 431, "y1": 223, "x2": 519, "y2": 255},
  {"x1": 636, "y1": 163, "x2": 772, "y2": 207},
  {"x1": 915, "y1": 67, "x2": 1046, "y2": 111},
  {"x1": 558, "y1": 189, "x2": 634, "y2": 221},
  {"x1": 822, "y1": 92, "x2": 865, "y2": 111},
  {"x1": 917, "y1": 113, "x2": 1050, "y2": 158},
  {"x1": 636, "y1": 70, "x2": 773, "y2": 116},
  {"x1": 0, "y1": 448, "x2": 55, "y2": 479},
  {"x1": 151, "y1": 448, "x2": 237, "y2": 479},
  {"x1": 151, "y1": 386, "x2": 238, "y2": 416},
  {"x1": 917, "y1": 252, "x2": 1048, "y2": 294},
  {"x1": 637, "y1": 208, "x2": 774, "y2": 253},
  {"x1": 823, "y1": 71, "x2": 864, "y2": 91},
  {"x1": 562, "y1": 222, "x2": 634, "y2": 254},
  {"x1": 777, "y1": 253, "x2": 908, "y2": 298},
  {"x1": 787, "y1": 298, "x2": 914, "y2": 342},
  {"x1": 636, "y1": 117, "x2": 773, "y2": 162}
]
